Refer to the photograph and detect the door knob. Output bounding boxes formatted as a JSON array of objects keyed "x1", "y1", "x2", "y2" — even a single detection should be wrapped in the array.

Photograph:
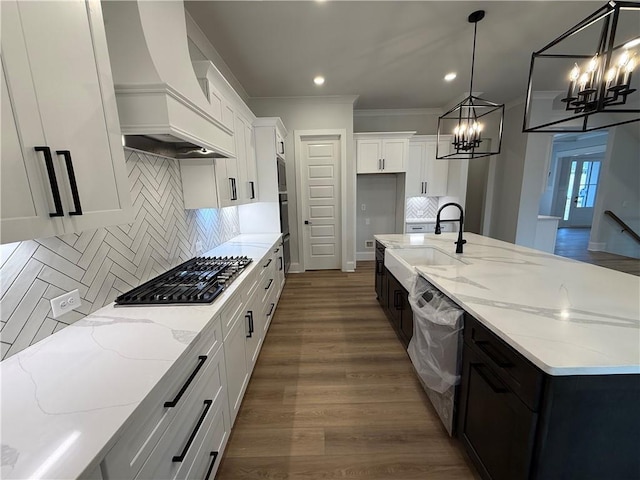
[{"x1": 305, "y1": 220, "x2": 312, "y2": 225}]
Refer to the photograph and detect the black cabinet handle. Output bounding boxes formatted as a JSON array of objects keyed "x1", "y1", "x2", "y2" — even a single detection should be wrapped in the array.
[
  {"x1": 263, "y1": 258, "x2": 272, "y2": 268},
  {"x1": 172, "y1": 399, "x2": 212, "y2": 462},
  {"x1": 393, "y1": 290, "x2": 402, "y2": 309},
  {"x1": 56, "y1": 150, "x2": 83, "y2": 216},
  {"x1": 246, "y1": 311, "x2": 254, "y2": 338},
  {"x1": 164, "y1": 355, "x2": 207, "y2": 408},
  {"x1": 35, "y1": 146, "x2": 64, "y2": 217},
  {"x1": 278, "y1": 256, "x2": 283, "y2": 271},
  {"x1": 265, "y1": 279, "x2": 273, "y2": 290},
  {"x1": 203, "y1": 451, "x2": 219, "y2": 480},
  {"x1": 249, "y1": 181, "x2": 255, "y2": 199},
  {"x1": 475, "y1": 340, "x2": 513, "y2": 368},
  {"x1": 474, "y1": 364, "x2": 508, "y2": 394},
  {"x1": 376, "y1": 261, "x2": 383, "y2": 275},
  {"x1": 229, "y1": 178, "x2": 237, "y2": 201},
  {"x1": 267, "y1": 303, "x2": 275, "y2": 316},
  {"x1": 279, "y1": 141, "x2": 285, "y2": 155}
]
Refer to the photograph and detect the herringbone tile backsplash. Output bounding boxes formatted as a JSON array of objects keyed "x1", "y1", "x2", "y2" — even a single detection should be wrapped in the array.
[{"x1": 0, "y1": 149, "x2": 240, "y2": 360}]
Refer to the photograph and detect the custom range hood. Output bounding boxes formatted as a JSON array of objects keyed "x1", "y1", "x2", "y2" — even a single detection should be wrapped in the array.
[{"x1": 101, "y1": 0, "x2": 234, "y2": 157}]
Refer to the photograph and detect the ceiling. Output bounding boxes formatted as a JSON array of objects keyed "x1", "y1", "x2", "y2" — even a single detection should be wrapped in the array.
[{"x1": 185, "y1": 1, "x2": 604, "y2": 110}]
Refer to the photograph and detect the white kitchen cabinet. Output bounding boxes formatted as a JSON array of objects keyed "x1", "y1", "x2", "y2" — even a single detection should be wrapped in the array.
[
  {"x1": 355, "y1": 132, "x2": 415, "y2": 174},
  {"x1": 234, "y1": 114, "x2": 259, "y2": 204},
  {"x1": 406, "y1": 135, "x2": 451, "y2": 197},
  {"x1": 179, "y1": 160, "x2": 220, "y2": 210},
  {"x1": 405, "y1": 222, "x2": 455, "y2": 234},
  {"x1": 275, "y1": 128, "x2": 286, "y2": 160},
  {"x1": 0, "y1": 0, "x2": 132, "y2": 245},
  {"x1": 102, "y1": 317, "x2": 224, "y2": 480},
  {"x1": 222, "y1": 292, "x2": 250, "y2": 425}
]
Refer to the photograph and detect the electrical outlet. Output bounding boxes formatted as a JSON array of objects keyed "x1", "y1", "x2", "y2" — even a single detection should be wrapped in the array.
[
  {"x1": 361, "y1": 203, "x2": 366, "y2": 211},
  {"x1": 365, "y1": 218, "x2": 370, "y2": 225},
  {"x1": 50, "y1": 289, "x2": 81, "y2": 319},
  {"x1": 365, "y1": 240, "x2": 374, "y2": 248},
  {"x1": 196, "y1": 240, "x2": 203, "y2": 253}
]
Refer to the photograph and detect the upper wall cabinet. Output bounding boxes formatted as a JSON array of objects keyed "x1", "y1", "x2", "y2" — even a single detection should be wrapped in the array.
[
  {"x1": 406, "y1": 135, "x2": 451, "y2": 198},
  {"x1": 1, "y1": 0, "x2": 132, "y2": 245},
  {"x1": 355, "y1": 132, "x2": 415, "y2": 174}
]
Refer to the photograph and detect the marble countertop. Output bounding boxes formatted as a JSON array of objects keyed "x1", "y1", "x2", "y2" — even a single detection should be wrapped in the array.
[
  {"x1": 376, "y1": 233, "x2": 640, "y2": 376},
  {"x1": 0, "y1": 233, "x2": 281, "y2": 480}
]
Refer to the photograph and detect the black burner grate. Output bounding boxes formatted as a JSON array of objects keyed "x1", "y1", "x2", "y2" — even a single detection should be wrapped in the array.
[{"x1": 115, "y1": 256, "x2": 252, "y2": 306}]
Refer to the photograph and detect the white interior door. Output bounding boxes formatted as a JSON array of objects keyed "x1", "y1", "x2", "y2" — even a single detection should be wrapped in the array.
[{"x1": 301, "y1": 137, "x2": 341, "y2": 270}]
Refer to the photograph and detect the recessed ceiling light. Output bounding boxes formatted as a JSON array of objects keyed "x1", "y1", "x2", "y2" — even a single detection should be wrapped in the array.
[
  {"x1": 314, "y1": 76, "x2": 325, "y2": 86},
  {"x1": 444, "y1": 72, "x2": 457, "y2": 82}
]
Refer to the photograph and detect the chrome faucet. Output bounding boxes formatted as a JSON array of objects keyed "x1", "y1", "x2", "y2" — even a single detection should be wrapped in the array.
[{"x1": 435, "y1": 202, "x2": 466, "y2": 254}]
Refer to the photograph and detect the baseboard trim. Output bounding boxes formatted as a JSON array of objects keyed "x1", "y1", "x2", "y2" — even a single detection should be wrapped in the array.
[
  {"x1": 588, "y1": 241, "x2": 606, "y2": 251},
  {"x1": 356, "y1": 252, "x2": 375, "y2": 261}
]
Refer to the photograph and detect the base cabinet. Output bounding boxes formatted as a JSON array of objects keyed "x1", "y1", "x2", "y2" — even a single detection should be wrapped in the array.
[
  {"x1": 458, "y1": 315, "x2": 640, "y2": 480},
  {"x1": 386, "y1": 272, "x2": 412, "y2": 347}
]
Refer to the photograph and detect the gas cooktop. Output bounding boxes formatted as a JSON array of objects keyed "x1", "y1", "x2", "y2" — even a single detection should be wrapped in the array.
[{"x1": 115, "y1": 256, "x2": 252, "y2": 306}]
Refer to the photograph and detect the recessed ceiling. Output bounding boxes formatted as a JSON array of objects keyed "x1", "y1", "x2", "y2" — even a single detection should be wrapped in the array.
[{"x1": 185, "y1": 1, "x2": 604, "y2": 110}]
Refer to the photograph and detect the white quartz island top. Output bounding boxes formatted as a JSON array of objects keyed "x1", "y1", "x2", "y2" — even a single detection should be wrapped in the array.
[
  {"x1": 0, "y1": 233, "x2": 281, "y2": 480},
  {"x1": 376, "y1": 233, "x2": 640, "y2": 376}
]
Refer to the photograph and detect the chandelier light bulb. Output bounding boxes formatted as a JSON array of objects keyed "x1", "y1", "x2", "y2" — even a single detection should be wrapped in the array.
[
  {"x1": 606, "y1": 68, "x2": 617, "y2": 82},
  {"x1": 626, "y1": 57, "x2": 636, "y2": 73},
  {"x1": 618, "y1": 50, "x2": 630, "y2": 67},
  {"x1": 569, "y1": 64, "x2": 581, "y2": 81},
  {"x1": 587, "y1": 55, "x2": 599, "y2": 73}
]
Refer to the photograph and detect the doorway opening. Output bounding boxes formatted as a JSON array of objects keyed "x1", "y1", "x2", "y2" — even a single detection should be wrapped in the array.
[{"x1": 539, "y1": 131, "x2": 609, "y2": 256}]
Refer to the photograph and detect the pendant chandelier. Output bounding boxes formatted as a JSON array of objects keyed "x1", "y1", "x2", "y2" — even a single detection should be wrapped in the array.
[
  {"x1": 437, "y1": 10, "x2": 504, "y2": 160},
  {"x1": 523, "y1": 1, "x2": 640, "y2": 133}
]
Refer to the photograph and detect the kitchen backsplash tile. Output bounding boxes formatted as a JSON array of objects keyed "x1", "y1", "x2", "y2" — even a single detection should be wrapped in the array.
[
  {"x1": 405, "y1": 197, "x2": 439, "y2": 219},
  {"x1": 0, "y1": 149, "x2": 239, "y2": 360}
]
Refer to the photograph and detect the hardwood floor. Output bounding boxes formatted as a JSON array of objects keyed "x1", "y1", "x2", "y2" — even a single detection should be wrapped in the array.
[
  {"x1": 216, "y1": 263, "x2": 479, "y2": 480},
  {"x1": 554, "y1": 227, "x2": 640, "y2": 276}
]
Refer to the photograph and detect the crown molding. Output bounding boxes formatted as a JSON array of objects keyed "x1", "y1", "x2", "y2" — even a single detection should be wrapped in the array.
[
  {"x1": 249, "y1": 95, "x2": 360, "y2": 105},
  {"x1": 354, "y1": 108, "x2": 442, "y2": 117}
]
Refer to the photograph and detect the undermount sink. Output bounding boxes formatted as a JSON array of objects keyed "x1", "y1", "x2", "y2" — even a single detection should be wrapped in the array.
[{"x1": 385, "y1": 247, "x2": 466, "y2": 291}]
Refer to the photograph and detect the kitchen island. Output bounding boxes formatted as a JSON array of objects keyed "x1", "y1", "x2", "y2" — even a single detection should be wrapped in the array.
[{"x1": 375, "y1": 232, "x2": 640, "y2": 480}]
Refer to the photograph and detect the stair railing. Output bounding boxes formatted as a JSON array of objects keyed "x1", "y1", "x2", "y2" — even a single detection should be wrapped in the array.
[{"x1": 604, "y1": 210, "x2": 640, "y2": 244}]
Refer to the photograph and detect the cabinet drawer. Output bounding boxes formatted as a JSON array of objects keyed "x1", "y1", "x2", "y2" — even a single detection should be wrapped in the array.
[
  {"x1": 102, "y1": 319, "x2": 222, "y2": 480},
  {"x1": 464, "y1": 315, "x2": 544, "y2": 411},
  {"x1": 261, "y1": 272, "x2": 276, "y2": 304},
  {"x1": 221, "y1": 291, "x2": 245, "y2": 340},
  {"x1": 181, "y1": 398, "x2": 230, "y2": 480},
  {"x1": 134, "y1": 345, "x2": 227, "y2": 480}
]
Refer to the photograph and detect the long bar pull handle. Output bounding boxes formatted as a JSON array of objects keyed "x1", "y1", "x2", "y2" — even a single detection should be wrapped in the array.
[
  {"x1": 246, "y1": 311, "x2": 254, "y2": 338},
  {"x1": 474, "y1": 364, "x2": 508, "y2": 394},
  {"x1": 203, "y1": 452, "x2": 219, "y2": 480},
  {"x1": 35, "y1": 147, "x2": 64, "y2": 217},
  {"x1": 475, "y1": 340, "x2": 513, "y2": 368},
  {"x1": 164, "y1": 355, "x2": 207, "y2": 408},
  {"x1": 279, "y1": 141, "x2": 285, "y2": 155},
  {"x1": 278, "y1": 256, "x2": 283, "y2": 271},
  {"x1": 383, "y1": 158, "x2": 385, "y2": 170},
  {"x1": 250, "y1": 181, "x2": 256, "y2": 199},
  {"x1": 265, "y1": 279, "x2": 273, "y2": 290},
  {"x1": 56, "y1": 150, "x2": 82, "y2": 215},
  {"x1": 229, "y1": 178, "x2": 238, "y2": 201},
  {"x1": 393, "y1": 290, "x2": 402, "y2": 309},
  {"x1": 172, "y1": 399, "x2": 212, "y2": 462},
  {"x1": 267, "y1": 303, "x2": 275, "y2": 317},
  {"x1": 263, "y1": 258, "x2": 272, "y2": 268}
]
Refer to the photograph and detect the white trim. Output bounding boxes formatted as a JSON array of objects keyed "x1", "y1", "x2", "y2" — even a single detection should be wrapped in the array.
[
  {"x1": 356, "y1": 252, "x2": 374, "y2": 261},
  {"x1": 354, "y1": 108, "x2": 442, "y2": 117},
  {"x1": 251, "y1": 95, "x2": 359, "y2": 105},
  {"x1": 288, "y1": 262, "x2": 304, "y2": 273},
  {"x1": 588, "y1": 241, "x2": 606, "y2": 251},
  {"x1": 294, "y1": 129, "x2": 348, "y2": 272}
]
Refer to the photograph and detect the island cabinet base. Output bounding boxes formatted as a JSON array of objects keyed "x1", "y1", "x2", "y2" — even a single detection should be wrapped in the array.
[{"x1": 458, "y1": 315, "x2": 640, "y2": 480}]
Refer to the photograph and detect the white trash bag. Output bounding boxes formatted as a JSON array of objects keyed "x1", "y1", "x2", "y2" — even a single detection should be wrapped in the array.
[{"x1": 407, "y1": 275, "x2": 464, "y2": 394}]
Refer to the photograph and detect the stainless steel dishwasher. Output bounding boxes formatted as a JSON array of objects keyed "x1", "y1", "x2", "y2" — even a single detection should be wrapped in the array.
[{"x1": 407, "y1": 275, "x2": 464, "y2": 436}]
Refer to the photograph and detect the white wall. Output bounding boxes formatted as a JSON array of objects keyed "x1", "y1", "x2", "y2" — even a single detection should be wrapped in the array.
[
  {"x1": 356, "y1": 174, "x2": 401, "y2": 260},
  {"x1": 590, "y1": 123, "x2": 640, "y2": 258},
  {"x1": 486, "y1": 102, "x2": 528, "y2": 243},
  {"x1": 249, "y1": 96, "x2": 357, "y2": 272},
  {"x1": 354, "y1": 109, "x2": 440, "y2": 134}
]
